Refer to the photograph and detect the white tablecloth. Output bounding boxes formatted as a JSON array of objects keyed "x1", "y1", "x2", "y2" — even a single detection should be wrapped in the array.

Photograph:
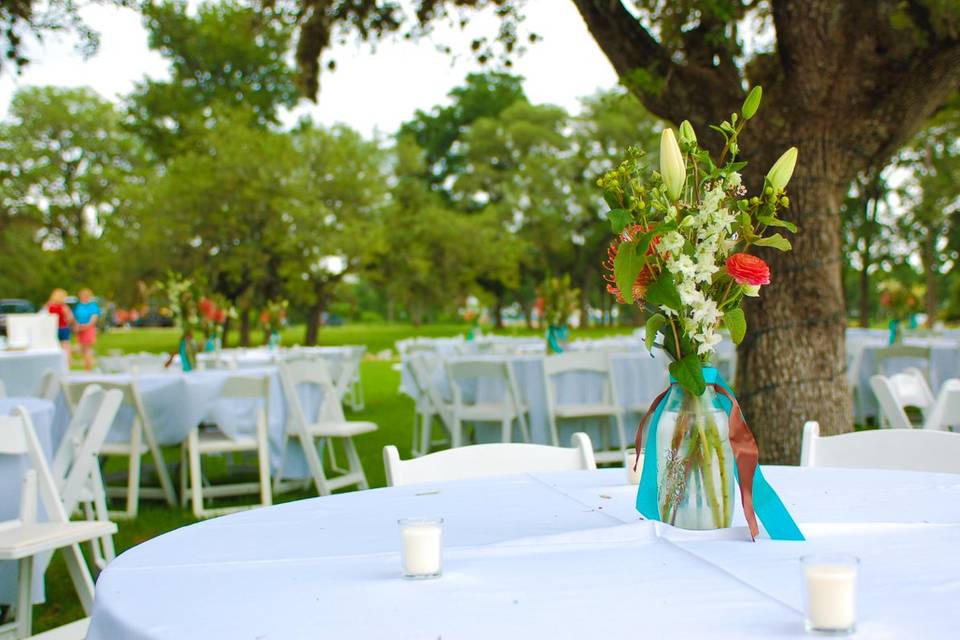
[
  {"x1": 401, "y1": 352, "x2": 671, "y2": 445},
  {"x1": 0, "y1": 349, "x2": 66, "y2": 397},
  {"x1": 88, "y1": 466, "x2": 960, "y2": 639},
  {"x1": 0, "y1": 397, "x2": 57, "y2": 605},
  {"x1": 63, "y1": 368, "x2": 326, "y2": 479},
  {"x1": 853, "y1": 337, "x2": 960, "y2": 421}
]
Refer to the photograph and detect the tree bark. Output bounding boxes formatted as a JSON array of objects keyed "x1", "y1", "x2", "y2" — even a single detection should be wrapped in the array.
[
  {"x1": 923, "y1": 227, "x2": 938, "y2": 327},
  {"x1": 737, "y1": 138, "x2": 853, "y2": 462},
  {"x1": 492, "y1": 293, "x2": 504, "y2": 330},
  {"x1": 305, "y1": 300, "x2": 323, "y2": 346},
  {"x1": 239, "y1": 308, "x2": 251, "y2": 348}
]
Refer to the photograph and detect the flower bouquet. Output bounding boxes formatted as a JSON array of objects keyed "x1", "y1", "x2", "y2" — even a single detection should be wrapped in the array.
[
  {"x1": 598, "y1": 86, "x2": 802, "y2": 540},
  {"x1": 259, "y1": 301, "x2": 288, "y2": 349},
  {"x1": 878, "y1": 279, "x2": 924, "y2": 344},
  {"x1": 160, "y1": 274, "x2": 200, "y2": 371},
  {"x1": 198, "y1": 297, "x2": 232, "y2": 352},
  {"x1": 539, "y1": 275, "x2": 580, "y2": 354}
]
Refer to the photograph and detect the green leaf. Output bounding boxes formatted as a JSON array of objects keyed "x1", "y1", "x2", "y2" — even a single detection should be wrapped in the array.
[
  {"x1": 669, "y1": 354, "x2": 707, "y2": 396},
  {"x1": 602, "y1": 189, "x2": 620, "y2": 209},
  {"x1": 613, "y1": 241, "x2": 646, "y2": 305},
  {"x1": 753, "y1": 233, "x2": 792, "y2": 251},
  {"x1": 645, "y1": 313, "x2": 666, "y2": 351},
  {"x1": 645, "y1": 270, "x2": 682, "y2": 311},
  {"x1": 757, "y1": 215, "x2": 797, "y2": 233},
  {"x1": 608, "y1": 208, "x2": 631, "y2": 234},
  {"x1": 724, "y1": 307, "x2": 747, "y2": 344}
]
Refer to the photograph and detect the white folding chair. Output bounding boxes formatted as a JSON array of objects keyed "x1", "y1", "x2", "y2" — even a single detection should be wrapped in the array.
[
  {"x1": 62, "y1": 380, "x2": 177, "y2": 518},
  {"x1": 0, "y1": 408, "x2": 117, "y2": 639},
  {"x1": 800, "y1": 420, "x2": 960, "y2": 473},
  {"x1": 869, "y1": 373, "x2": 931, "y2": 429},
  {"x1": 0, "y1": 379, "x2": 5, "y2": 399},
  {"x1": 923, "y1": 379, "x2": 960, "y2": 432},
  {"x1": 543, "y1": 351, "x2": 626, "y2": 464},
  {"x1": 846, "y1": 340, "x2": 866, "y2": 421},
  {"x1": 875, "y1": 345, "x2": 932, "y2": 379},
  {"x1": 277, "y1": 359, "x2": 377, "y2": 496},
  {"x1": 179, "y1": 375, "x2": 272, "y2": 518},
  {"x1": 446, "y1": 358, "x2": 530, "y2": 448},
  {"x1": 383, "y1": 432, "x2": 596, "y2": 486},
  {"x1": 342, "y1": 346, "x2": 366, "y2": 411},
  {"x1": 36, "y1": 370, "x2": 60, "y2": 402},
  {"x1": 51, "y1": 385, "x2": 123, "y2": 570},
  {"x1": 408, "y1": 354, "x2": 453, "y2": 457}
]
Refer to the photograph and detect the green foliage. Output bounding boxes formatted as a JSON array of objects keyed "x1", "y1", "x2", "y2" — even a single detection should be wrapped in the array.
[
  {"x1": 669, "y1": 353, "x2": 707, "y2": 396},
  {"x1": 127, "y1": 0, "x2": 300, "y2": 158}
]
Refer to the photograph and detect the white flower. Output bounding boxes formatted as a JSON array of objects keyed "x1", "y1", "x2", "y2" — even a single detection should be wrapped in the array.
[
  {"x1": 725, "y1": 172, "x2": 742, "y2": 189},
  {"x1": 659, "y1": 230, "x2": 684, "y2": 256},
  {"x1": 691, "y1": 298, "x2": 721, "y2": 327}
]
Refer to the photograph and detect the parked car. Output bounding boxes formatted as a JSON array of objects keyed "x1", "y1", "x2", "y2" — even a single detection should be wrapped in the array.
[
  {"x1": 134, "y1": 310, "x2": 175, "y2": 328},
  {"x1": 0, "y1": 298, "x2": 36, "y2": 336}
]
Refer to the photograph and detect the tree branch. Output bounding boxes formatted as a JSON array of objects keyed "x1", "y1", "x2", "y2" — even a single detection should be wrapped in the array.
[{"x1": 570, "y1": 0, "x2": 742, "y2": 131}]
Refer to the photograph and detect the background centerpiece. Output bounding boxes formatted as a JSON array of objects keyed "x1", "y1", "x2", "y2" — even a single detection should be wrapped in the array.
[{"x1": 598, "y1": 87, "x2": 802, "y2": 539}]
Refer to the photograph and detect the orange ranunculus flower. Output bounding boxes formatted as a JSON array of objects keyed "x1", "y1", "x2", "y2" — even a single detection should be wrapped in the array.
[
  {"x1": 602, "y1": 224, "x2": 659, "y2": 304},
  {"x1": 726, "y1": 253, "x2": 771, "y2": 286}
]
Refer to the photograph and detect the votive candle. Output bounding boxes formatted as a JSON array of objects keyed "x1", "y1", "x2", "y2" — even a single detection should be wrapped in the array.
[
  {"x1": 399, "y1": 517, "x2": 443, "y2": 579},
  {"x1": 624, "y1": 448, "x2": 644, "y2": 485},
  {"x1": 801, "y1": 554, "x2": 859, "y2": 635}
]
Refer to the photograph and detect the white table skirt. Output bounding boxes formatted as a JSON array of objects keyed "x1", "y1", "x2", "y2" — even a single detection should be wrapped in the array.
[
  {"x1": 0, "y1": 349, "x2": 66, "y2": 397},
  {"x1": 62, "y1": 369, "x2": 327, "y2": 479},
  {"x1": 401, "y1": 352, "x2": 672, "y2": 445},
  {"x1": 0, "y1": 397, "x2": 57, "y2": 605},
  {"x1": 853, "y1": 337, "x2": 960, "y2": 421},
  {"x1": 87, "y1": 466, "x2": 960, "y2": 639}
]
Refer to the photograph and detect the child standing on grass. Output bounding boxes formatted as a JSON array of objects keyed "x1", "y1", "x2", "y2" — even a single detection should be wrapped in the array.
[
  {"x1": 74, "y1": 288, "x2": 100, "y2": 371},
  {"x1": 45, "y1": 288, "x2": 75, "y2": 367}
]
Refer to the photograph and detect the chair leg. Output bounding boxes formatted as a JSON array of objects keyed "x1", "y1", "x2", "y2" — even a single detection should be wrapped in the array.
[
  {"x1": 272, "y1": 437, "x2": 288, "y2": 495},
  {"x1": 547, "y1": 415, "x2": 560, "y2": 447},
  {"x1": 140, "y1": 420, "x2": 177, "y2": 507},
  {"x1": 16, "y1": 556, "x2": 33, "y2": 637},
  {"x1": 613, "y1": 412, "x2": 627, "y2": 452},
  {"x1": 256, "y1": 412, "x2": 272, "y2": 507},
  {"x1": 342, "y1": 437, "x2": 368, "y2": 490},
  {"x1": 126, "y1": 425, "x2": 143, "y2": 518},
  {"x1": 188, "y1": 429, "x2": 205, "y2": 518},
  {"x1": 61, "y1": 543, "x2": 96, "y2": 614},
  {"x1": 179, "y1": 443, "x2": 189, "y2": 508},
  {"x1": 452, "y1": 419, "x2": 463, "y2": 448},
  {"x1": 411, "y1": 410, "x2": 422, "y2": 457},
  {"x1": 300, "y1": 433, "x2": 332, "y2": 496},
  {"x1": 91, "y1": 466, "x2": 116, "y2": 565},
  {"x1": 501, "y1": 418, "x2": 512, "y2": 443}
]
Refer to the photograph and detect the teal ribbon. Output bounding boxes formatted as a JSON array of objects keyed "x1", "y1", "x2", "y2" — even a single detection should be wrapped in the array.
[
  {"x1": 888, "y1": 319, "x2": 899, "y2": 345},
  {"x1": 636, "y1": 366, "x2": 804, "y2": 541},
  {"x1": 546, "y1": 325, "x2": 568, "y2": 354},
  {"x1": 179, "y1": 338, "x2": 193, "y2": 372}
]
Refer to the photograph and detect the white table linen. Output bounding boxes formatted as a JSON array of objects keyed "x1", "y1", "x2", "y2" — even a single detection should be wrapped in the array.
[
  {"x1": 853, "y1": 337, "x2": 960, "y2": 421},
  {"x1": 62, "y1": 369, "x2": 326, "y2": 479},
  {"x1": 401, "y1": 352, "x2": 671, "y2": 445},
  {"x1": 0, "y1": 397, "x2": 57, "y2": 605},
  {"x1": 0, "y1": 349, "x2": 66, "y2": 397},
  {"x1": 88, "y1": 466, "x2": 960, "y2": 639}
]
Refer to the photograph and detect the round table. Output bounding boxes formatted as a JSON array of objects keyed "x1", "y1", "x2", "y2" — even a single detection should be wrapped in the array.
[
  {"x1": 0, "y1": 349, "x2": 66, "y2": 397},
  {"x1": 0, "y1": 397, "x2": 57, "y2": 605},
  {"x1": 87, "y1": 466, "x2": 960, "y2": 638}
]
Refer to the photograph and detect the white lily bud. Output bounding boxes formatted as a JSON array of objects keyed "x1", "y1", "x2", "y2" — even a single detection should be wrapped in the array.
[
  {"x1": 766, "y1": 147, "x2": 798, "y2": 192},
  {"x1": 660, "y1": 128, "x2": 686, "y2": 202}
]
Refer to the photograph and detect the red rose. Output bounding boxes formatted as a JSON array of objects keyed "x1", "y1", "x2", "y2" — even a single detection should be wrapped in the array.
[
  {"x1": 214, "y1": 309, "x2": 227, "y2": 324},
  {"x1": 726, "y1": 253, "x2": 771, "y2": 286}
]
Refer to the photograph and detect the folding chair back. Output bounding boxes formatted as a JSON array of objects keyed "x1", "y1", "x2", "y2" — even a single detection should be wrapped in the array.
[
  {"x1": 801, "y1": 420, "x2": 960, "y2": 473},
  {"x1": 869, "y1": 375, "x2": 915, "y2": 429},
  {"x1": 924, "y1": 380, "x2": 960, "y2": 432}
]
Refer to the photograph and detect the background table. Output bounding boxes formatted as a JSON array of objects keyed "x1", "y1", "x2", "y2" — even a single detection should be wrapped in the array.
[
  {"x1": 0, "y1": 397, "x2": 57, "y2": 605},
  {"x1": 0, "y1": 349, "x2": 66, "y2": 397},
  {"x1": 63, "y1": 368, "x2": 327, "y2": 479},
  {"x1": 401, "y1": 351, "x2": 671, "y2": 445},
  {"x1": 88, "y1": 466, "x2": 960, "y2": 639}
]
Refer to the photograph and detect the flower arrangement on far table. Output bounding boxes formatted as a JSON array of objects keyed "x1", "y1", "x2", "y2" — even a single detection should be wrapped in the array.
[
  {"x1": 878, "y1": 280, "x2": 924, "y2": 344},
  {"x1": 160, "y1": 274, "x2": 201, "y2": 371},
  {"x1": 259, "y1": 301, "x2": 288, "y2": 349},
  {"x1": 597, "y1": 86, "x2": 803, "y2": 540},
  {"x1": 538, "y1": 275, "x2": 580, "y2": 354},
  {"x1": 198, "y1": 297, "x2": 233, "y2": 352}
]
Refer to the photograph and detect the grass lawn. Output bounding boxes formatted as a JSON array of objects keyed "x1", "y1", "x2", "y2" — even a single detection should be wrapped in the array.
[{"x1": 32, "y1": 321, "x2": 636, "y2": 631}]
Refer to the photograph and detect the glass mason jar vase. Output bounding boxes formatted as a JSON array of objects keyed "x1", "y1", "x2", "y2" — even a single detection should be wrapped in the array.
[{"x1": 654, "y1": 383, "x2": 735, "y2": 530}]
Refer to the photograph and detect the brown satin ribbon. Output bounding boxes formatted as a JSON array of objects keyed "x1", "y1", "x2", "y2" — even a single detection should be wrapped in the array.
[{"x1": 632, "y1": 383, "x2": 761, "y2": 541}]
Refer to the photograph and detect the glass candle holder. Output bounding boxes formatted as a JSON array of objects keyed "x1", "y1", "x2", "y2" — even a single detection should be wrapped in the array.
[
  {"x1": 801, "y1": 554, "x2": 859, "y2": 635},
  {"x1": 624, "y1": 448, "x2": 643, "y2": 485},
  {"x1": 399, "y1": 517, "x2": 443, "y2": 579}
]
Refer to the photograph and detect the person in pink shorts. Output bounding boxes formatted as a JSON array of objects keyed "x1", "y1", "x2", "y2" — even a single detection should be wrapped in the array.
[{"x1": 73, "y1": 288, "x2": 100, "y2": 371}]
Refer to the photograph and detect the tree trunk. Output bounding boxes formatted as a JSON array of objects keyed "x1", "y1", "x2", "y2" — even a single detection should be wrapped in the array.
[
  {"x1": 578, "y1": 276, "x2": 590, "y2": 330},
  {"x1": 386, "y1": 298, "x2": 395, "y2": 324},
  {"x1": 305, "y1": 300, "x2": 323, "y2": 346},
  {"x1": 737, "y1": 140, "x2": 853, "y2": 463},
  {"x1": 857, "y1": 258, "x2": 871, "y2": 329},
  {"x1": 239, "y1": 308, "x2": 251, "y2": 347},
  {"x1": 492, "y1": 294, "x2": 504, "y2": 330},
  {"x1": 923, "y1": 227, "x2": 938, "y2": 327}
]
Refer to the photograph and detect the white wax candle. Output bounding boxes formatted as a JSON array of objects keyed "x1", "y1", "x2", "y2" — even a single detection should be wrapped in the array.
[
  {"x1": 401, "y1": 524, "x2": 442, "y2": 576},
  {"x1": 804, "y1": 564, "x2": 857, "y2": 631},
  {"x1": 624, "y1": 449, "x2": 644, "y2": 485}
]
